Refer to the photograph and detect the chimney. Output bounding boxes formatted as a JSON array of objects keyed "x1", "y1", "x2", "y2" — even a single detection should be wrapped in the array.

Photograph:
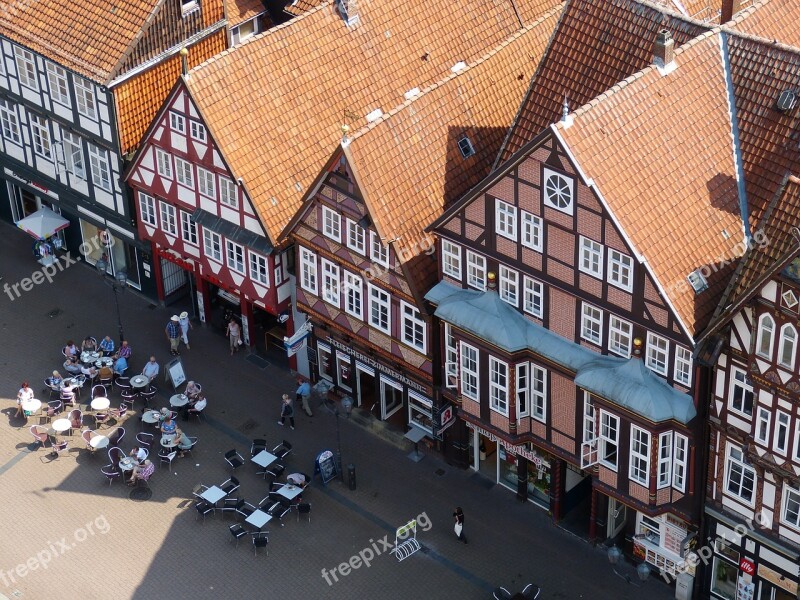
[
  {"x1": 180, "y1": 47, "x2": 189, "y2": 76},
  {"x1": 653, "y1": 29, "x2": 676, "y2": 75},
  {"x1": 721, "y1": 0, "x2": 743, "y2": 22}
]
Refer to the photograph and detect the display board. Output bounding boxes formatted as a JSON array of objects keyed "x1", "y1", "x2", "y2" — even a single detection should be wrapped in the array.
[
  {"x1": 315, "y1": 449, "x2": 337, "y2": 485},
  {"x1": 165, "y1": 358, "x2": 186, "y2": 390}
]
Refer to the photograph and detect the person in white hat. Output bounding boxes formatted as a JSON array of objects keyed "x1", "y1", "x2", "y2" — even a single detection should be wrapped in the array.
[
  {"x1": 165, "y1": 315, "x2": 181, "y2": 356},
  {"x1": 178, "y1": 311, "x2": 192, "y2": 350}
]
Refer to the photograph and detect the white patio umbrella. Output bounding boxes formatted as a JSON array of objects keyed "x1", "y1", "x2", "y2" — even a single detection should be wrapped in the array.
[{"x1": 16, "y1": 207, "x2": 69, "y2": 240}]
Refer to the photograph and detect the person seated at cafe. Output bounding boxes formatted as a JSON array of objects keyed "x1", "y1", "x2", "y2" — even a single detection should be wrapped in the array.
[
  {"x1": 98, "y1": 363, "x2": 113, "y2": 382},
  {"x1": 129, "y1": 446, "x2": 147, "y2": 465},
  {"x1": 63, "y1": 340, "x2": 78, "y2": 357},
  {"x1": 142, "y1": 356, "x2": 160, "y2": 382},
  {"x1": 161, "y1": 413, "x2": 177, "y2": 442},
  {"x1": 113, "y1": 355, "x2": 128, "y2": 376},
  {"x1": 128, "y1": 459, "x2": 154, "y2": 486},
  {"x1": 47, "y1": 370, "x2": 63, "y2": 388},
  {"x1": 286, "y1": 473, "x2": 309, "y2": 488},
  {"x1": 99, "y1": 335, "x2": 115, "y2": 357},
  {"x1": 63, "y1": 354, "x2": 83, "y2": 375},
  {"x1": 185, "y1": 381, "x2": 201, "y2": 399},
  {"x1": 15, "y1": 381, "x2": 33, "y2": 418},
  {"x1": 173, "y1": 428, "x2": 192, "y2": 457},
  {"x1": 81, "y1": 336, "x2": 97, "y2": 352},
  {"x1": 113, "y1": 340, "x2": 131, "y2": 361},
  {"x1": 80, "y1": 364, "x2": 98, "y2": 379}
]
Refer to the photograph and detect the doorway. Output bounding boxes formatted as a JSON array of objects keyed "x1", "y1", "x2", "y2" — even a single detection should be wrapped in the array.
[
  {"x1": 380, "y1": 376, "x2": 403, "y2": 424},
  {"x1": 356, "y1": 364, "x2": 375, "y2": 412},
  {"x1": 607, "y1": 498, "x2": 627, "y2": 538}
]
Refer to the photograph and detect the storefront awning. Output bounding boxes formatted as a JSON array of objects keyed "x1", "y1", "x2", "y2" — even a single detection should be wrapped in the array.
[
  {"x1": 192, "y1": 209, "x2": 272, "y2": 255},
  {"x1": 16, "y1": 207, "x2": 69, "y2": 240}
]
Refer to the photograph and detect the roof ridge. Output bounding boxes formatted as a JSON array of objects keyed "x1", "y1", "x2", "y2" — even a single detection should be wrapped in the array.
[
  {"x1": 347, "y1": 3, "x2": 565, "y2": 142},
  {"x1": 721, "y1": 23, "x2": 800, "y2": 54}
]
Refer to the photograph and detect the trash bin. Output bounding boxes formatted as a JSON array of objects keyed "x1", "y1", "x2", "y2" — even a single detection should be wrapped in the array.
[{"x1": 347, "y1": 463, "x2": 356, "y2": 490}]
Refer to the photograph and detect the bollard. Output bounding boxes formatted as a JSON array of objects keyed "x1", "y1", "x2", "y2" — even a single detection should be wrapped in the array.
[{"x1": 347, "y1": 463, "x2": 356, "y2": 490}]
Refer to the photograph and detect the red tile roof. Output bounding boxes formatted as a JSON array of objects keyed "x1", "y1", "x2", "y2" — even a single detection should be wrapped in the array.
[
  {"x1": 185, "y1": 0, "x2": 562, "y2": 244},
  {"x1": 728, "y1": 0, "x2": 800, "y2": 48},
  {"x1": 225, "y1": 0, "x2": 267, "y2": 27}
]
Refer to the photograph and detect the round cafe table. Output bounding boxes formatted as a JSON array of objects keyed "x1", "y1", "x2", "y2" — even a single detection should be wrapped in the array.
[
  {"x1": 141, "y1": 410, "x2": 161, "y2": 424},
  {"x1": 160, "y1": 436, "x2": 177, "y2": 449},
  {"x1": 170, "y1": 394, "x2": 189, "y2": 407},
  {"x1": 81, "y1": 351, "x2": 100, "y2": 364},
  {"x1": 89, "y1": 435, "x2": 109, "y2": 450},
  {"x1": 51, "y1": 418, "x2": 72, "y2": 437},
  {"x1": 130, "y1": 375, "x2": 149, "y2": 390},
  {"x1": 118, "y1": 456, "x2": 137, "y2": 478},
  {"x1": 90, "y1": 397, "x2": 110, "y2": 411},
  {"x1": 21, "y1": 398, "x2": 42, "y2": 417},
  {"x1": 94, "y1": 357, "x2": 114, "y2": 368}
]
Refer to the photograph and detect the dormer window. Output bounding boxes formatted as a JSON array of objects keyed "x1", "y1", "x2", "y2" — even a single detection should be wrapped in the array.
[
  {"x1": 232, "y1": 17, "x2": 261, "y2": 45},
  {"x1": 182, "y1": 0, "x2": 200, "y2": 17},
  {"x1": 457, "y1": 136, "x2": 475, "y2": 159},
  {"x1": 687, "y1": 269, "x2": 708, "y2": 294}
]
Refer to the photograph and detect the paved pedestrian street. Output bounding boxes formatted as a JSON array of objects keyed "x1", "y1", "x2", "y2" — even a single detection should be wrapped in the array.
[{"x1": 0, "y1": 223, "x2": 674, "y2": 600}]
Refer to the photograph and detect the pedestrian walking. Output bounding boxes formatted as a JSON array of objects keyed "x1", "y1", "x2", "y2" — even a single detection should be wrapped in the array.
[
  {"x1": 453, "y1": 507, "x2": 467, "y2": 544},
  {"x1": 277, "y1": 394, "x2": 295, "y2": 430},
  {"x1": 165, "y1": 315, "x2": 181, "y2": 356},
  {"x1": 226, "y1": 318, "x2": 241, "y2": 356},
  {"x1": 295, "y1": 376, "x2": 313, "y2": 417},
  {"x1": 178, "y1": 311, "x2": 192, "y2": 349}
]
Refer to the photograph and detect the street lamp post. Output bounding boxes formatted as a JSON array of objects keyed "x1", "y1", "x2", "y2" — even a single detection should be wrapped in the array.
[
  {"x1": 96, "y1": 258, "x2": 127, "y2": 343},
  {"x1": 607, "y1": 545, "x2": 651, "y2": 586}
]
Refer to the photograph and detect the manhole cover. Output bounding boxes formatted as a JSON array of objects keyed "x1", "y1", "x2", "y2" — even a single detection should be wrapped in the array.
[
  {"x1": 129, "y1": 487, "x2": 153, "y2": 502},
  {"x1": 47, "y1": 308, "x2": 62, "y2": 318},
  {"x1": 435, "y1": 469, "x2": 446, "y2": 477},
  {"x1": 239, "y1": 418, "x2": 258, "y2": 432}
]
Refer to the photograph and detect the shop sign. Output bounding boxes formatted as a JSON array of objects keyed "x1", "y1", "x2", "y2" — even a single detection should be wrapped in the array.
[
  {"x1": 4, "y1": 168, "x2": 59, "y2": 199},
  {"x1": 739, "y1": 558, "x2": 755, "y2": 576},
  {"x1": 466, "y1": 422, "x2": 549, "y2": 468},
  {"x1": 327, "y1": 337, "x2": 427, "y2": 394},
  {"x1": 757, "y1": 564, "x2": 798, "y2": 595}
]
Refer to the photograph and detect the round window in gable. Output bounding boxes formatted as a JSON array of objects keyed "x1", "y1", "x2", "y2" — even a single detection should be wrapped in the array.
[{"x1": 543, "y1": 168, "x2": 573, "y2": 214}]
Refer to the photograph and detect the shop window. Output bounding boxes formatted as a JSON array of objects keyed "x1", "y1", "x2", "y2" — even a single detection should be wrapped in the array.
[
  {"x1": 408, "y1": 391, "x2": 433, "y2": 433},
  {"x1": 711, "y1": 557, "x2": 738, "y2": 600},
  {"x1": 336, "y1": 352, "x2": 351, "y2": 391},
  {"x1": 318, "y1": 344, "x2": 333, "y2": 381}
]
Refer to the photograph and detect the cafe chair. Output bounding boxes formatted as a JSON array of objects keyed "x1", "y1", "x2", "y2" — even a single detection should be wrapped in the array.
[
  {"x1": 114, "y1": 377, "x2": 131, "y2": 393},
  {"x1": 49, "y1": 439, "x2": 69, "y2": 459},
  {"x1": 99, "y1": 372, "x2": 113, "y2": 394},
  {"x1": 224, "y1": 449, "x2": 244, "y2": 471},
  {"x1": 91, "y1": 385, "x2": 107, "y2": 400},
  {"x1": 30, "y1": 425, "x2": 51, "y2": 449},
  {"x1": 108, "y1": 402, "x2": 129, "y2": 424},
  {"x1": 237, "y1": 501, "x2": 258, "y2": 521},
  {"x1": 297, "y1": 503, "x2": 312, "y2": 523},
  {"x1": 136, "y1": 432, "x2": 154, "y2": 449},
  {"x1": 251, "y1": 532, "x2": 269, "y2": 556},
  {"x1": 101, "y1": 464, "x2": 121, "y2": 486},
  {"x1": 60, "y1": 388, "x2": 76, "y2": 409},
  {"x1": 140, "y1": 386, "x2": 157, "y2": 408},
  {"x1": 94, "y1": 410, "x2": 110, "y2": 429},
  {"x1": 182, "y1": 437, "x2": 198, "y2": 457},
  {"x1": 192, "y1": 483, "x2": 209, "y2": 500},
  {"x1": 267, "y1": 498, "x2": 292, "y2": 527},
  {"x1": 42, "y1": 400, "x2": 62, "y2": 423},
  {"x1": 68, "y1": 409, "x2": 83, "y2": 435},
  {"x1": 81, "y1": 429, "x2": 95, "y2": 450},
  {"x1": 250, "y1": 438, "x2": 267, "y2": 457},
  {"x1": 107, "y1": 427, "x2": 125, "y2": 447},
  {"x1": 258, "y1": 492, "x2": 282, "y2": 512},
  {"x1": 188, "y1": 398, "x2": 206, "y2": 422},
  {"x1": 159, "y1": 450, "x2": 177, "y2": 473},
  {"x1": 220, "y1": 497, "x2": 244, "y2": 520},
  {"x1": 219, "y1": 476, "x2": 240, "y2": 496},
  {"x1": 493, "y1": 588, "x2": 513, "y2": 600},
  {"x1": 43, "y1": 379, "x2": 61, "y2": 401},
  {"x1": 108, "y1": 447, "x2": 125, "y2": 469},
  {"x1": 195, "y1": 500, "x2": 214, "y2": 522},
  {"x1": 228, "y1": 524, "x2": 247, "y2": 548},
  {"x1": 267, "y1": 463, "x2": 285, "y2": 480},
  {"x1": 272, "y1": 440, "x2": 292, "y2": 460},
  {"x1": 70, "y1": 375, "x2": 87, "y2": 399},
  {"x1": 520, "y1": 584, "x2": 541, "y2": 599},
  {"x1": 120, "y1": 388, "x2": 138, "y2": 404}
]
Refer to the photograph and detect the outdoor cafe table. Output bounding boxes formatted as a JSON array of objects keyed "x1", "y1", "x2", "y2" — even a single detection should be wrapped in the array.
[
  {"x1": 80, "y1": 351, "x2": 100, "y2": 364},
  {"x1": 199, "y1": 485, "x2": 226, "y2": 505},
  {"x1": 21, "y1": 398, "x2": 42, "y2": 416},
  {"x1": 119, "y1": 456, "x2": 137, "y2": 479},
  {"x1": 130, "y1": 375, "x2": 149, "y2": 390},
  {"x1": 89, "y1": 435, "x2": 109, "y2": 450},
  {"x1": 276, "y1": 484, "x2": 304, "y2": 502},
  {"x1": 50, "y1": 418, "x2": 71, "y2": 437},
  {"x1": 169, "y1": 394, "x2": 189, "y2": 407},
  {"x1": 251, "y1": 450, "x2": 278, "y2": 470},
  {"x1": 141, "y1": 410, "x2": 161, "y2": 425},
  {"x1": 94, "y1": 357, "x2": 114, "y2": 368},
  {"x1": 160, "y1": 437, "x2": 177, "y2": 449},
  {"x1": 90, "y1": 397, "x2": 110, "y2": 411},
  {"x1": 245, "y1": 509, "x2": 272, "y2": 531}
]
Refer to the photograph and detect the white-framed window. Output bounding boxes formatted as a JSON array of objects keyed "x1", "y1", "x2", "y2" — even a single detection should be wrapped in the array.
[
  {"x1": 169, "y1": 111, "x2": 185, "y2": 133},
  {"x1": 579, "y1": 236, "x2": 603, "y2": 278},
  {"x1": 442, "y1": 240, "x2": 461, "y2": 279},
  {"x1": 516, "y1": 363, "x2": 529, "y2": 418},
  {"x1": 203, "y1": 229, "x2": 222, "y2": 263},
  {"x1": 73, "y1": 76, "x2": 96, "y2": 119},
  {"x1": 88, "y1": 143, "x2": 111, "y2": 191},
  {"x1": 0, "y1": 100, "x2": 21, "y2": 144},
  {"x1": 658, "y1": 431, "x2": 672, "y2": 489},
  {"x1": 30, "y1": 114, "x2": 51, "y2": 158},
  {"x1": 299, "y1": 247, "x2": 318, "y2": 294},
  {"x1": 495, "y1": 199, "x2": 516, "y2": 241},
  {"x1": 367, "y1": 284, "x2": 390, "y2": 333},
  {"x1": 794, "y1": 419, "x2": 800, "y2": 464},
  {"x1": 370, "y1": 232, "x2": 389, "y2": 266},
  {"x1": 321, "y1": 259, "x2": 340, "y2": 307},
  {"x1": 499, "y1": 265, "x2": 518, "y2": 306},
  {"x1": 322, "y1": 206, "x2": 341, "y2": 241},
  {"x1": 190, "y1": 121, "x2": 206, "y2": 142},
  {"x1": 629, "y1": 426, "x2": 650, "y2": 485},
  {"x1": 197, "y1": 167, "x2": 215, "y2": 199},
  {"x1": 725, "y1": 444, "x2": 755, "y2": 505},
  {"x1": 581, "y1": 303, "x2": 602, "y2": 344},
  {"x1": 530, "y1": 364, "x2": 546, "y2": 422},
  {"x1": 231, "y1": 17, "x2": 260, "y2": 45},
  {"x1": 139, "y1": 192, "x2": 157, "y2": 226},
  {"x1": 646, "y1": 332, "x2": 669, "y2": 376},
  {"x1": 181, "y1": 0, "x2": 200, "y2": 16},
  {"x1": 608, "y1": 315, "x2": 633, "y2": 358},
  {"x1": 521, "y1": 211, "x2": 543, "y2": 251},
  {"x1": 673, "y1": 433, "x2": 688, "y2": 492},
  {"x1": 61, "y1": 130, "x2": 85, "y2": 178},
  {"x1": 583, "y1": 393, "x2": 596, "y2": 443},
  {"x1": 155, "y1": 148, "x2": 172, "y2": 179},
  {"x1": 755, "y1": 406, "x2": 771, "y2": 445},
  {"x1": 460, "y1": 342, "x2": 479, "y2": 400},
  {"x1": 226, "y1": 240, "x2": 245, "y2": 274},
  {"x1": 599, "y1": 411, "x2": 619, "y2": 469},
  {"x1": 542, "y1": 167, "x2": 573, "y2": 214},
  {"x1": 219, "y1": 176, "x2": 238, "y2": 208},
  {"x1": 608, "y1": 249, "x2": 634, "y2": 292},
  {"x1": 489, "y1": 357, "x2": 508, "y2": 415},
  {"x1": 346, "y1": 219, "x2": 365, "y2": 254},
  {"x1": 756, "y1": 313, "x2": 775, "y2": 359},
  {"x1": 522, "y1": 276, "x2": 543, "y2": 318},
  {"x1": 674, "y1": 346, "x2": 692, "y2": 386},
  {"x1": 344, "y1": 272, "x2": 363, "y2": 319},
  {"x1": 14, "y1": 47, "x2": 37, "y2": 90},
  {"x1": 249, "y1": 252, "x2": 269, "y2": 286},
  {"x1": 466, "y1": 251, "x2": 486, "y2": 290},
  {"x1": 775, "y1": 410, "x2": 790, "y2": 455},
  {"x1": 174, "y1": 157, "x2": 194, "y2": 188},
  {"x1": 779, "y1": 324, "x2": 797, "y2": 369},
  {"x1": 180, "y1": 210, "x2": 198, "y2": 245},
  {"x1": 782, "y1": 484, "x2": 800, "y2": 529},
  {"x1": 729, "y1": 367, "x2": 753, "y2": 417},
  {"x1": 46, "y1": 63, "x2": 70, "y2": 107},
  {"x1": 401, "y1": 301, "x2": 426, "y2": 353},
  {"x1": 159, "y1": 201, "x2": 177, "y2": 236},
  {"x1": 444, "y1": 323, "x2": 459, "y2": 390}
]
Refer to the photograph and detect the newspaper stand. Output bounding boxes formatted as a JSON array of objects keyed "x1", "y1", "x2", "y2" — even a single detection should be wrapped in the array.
[{"x1": 391, "y1": 519, "x2": 421, "y2": 562}]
